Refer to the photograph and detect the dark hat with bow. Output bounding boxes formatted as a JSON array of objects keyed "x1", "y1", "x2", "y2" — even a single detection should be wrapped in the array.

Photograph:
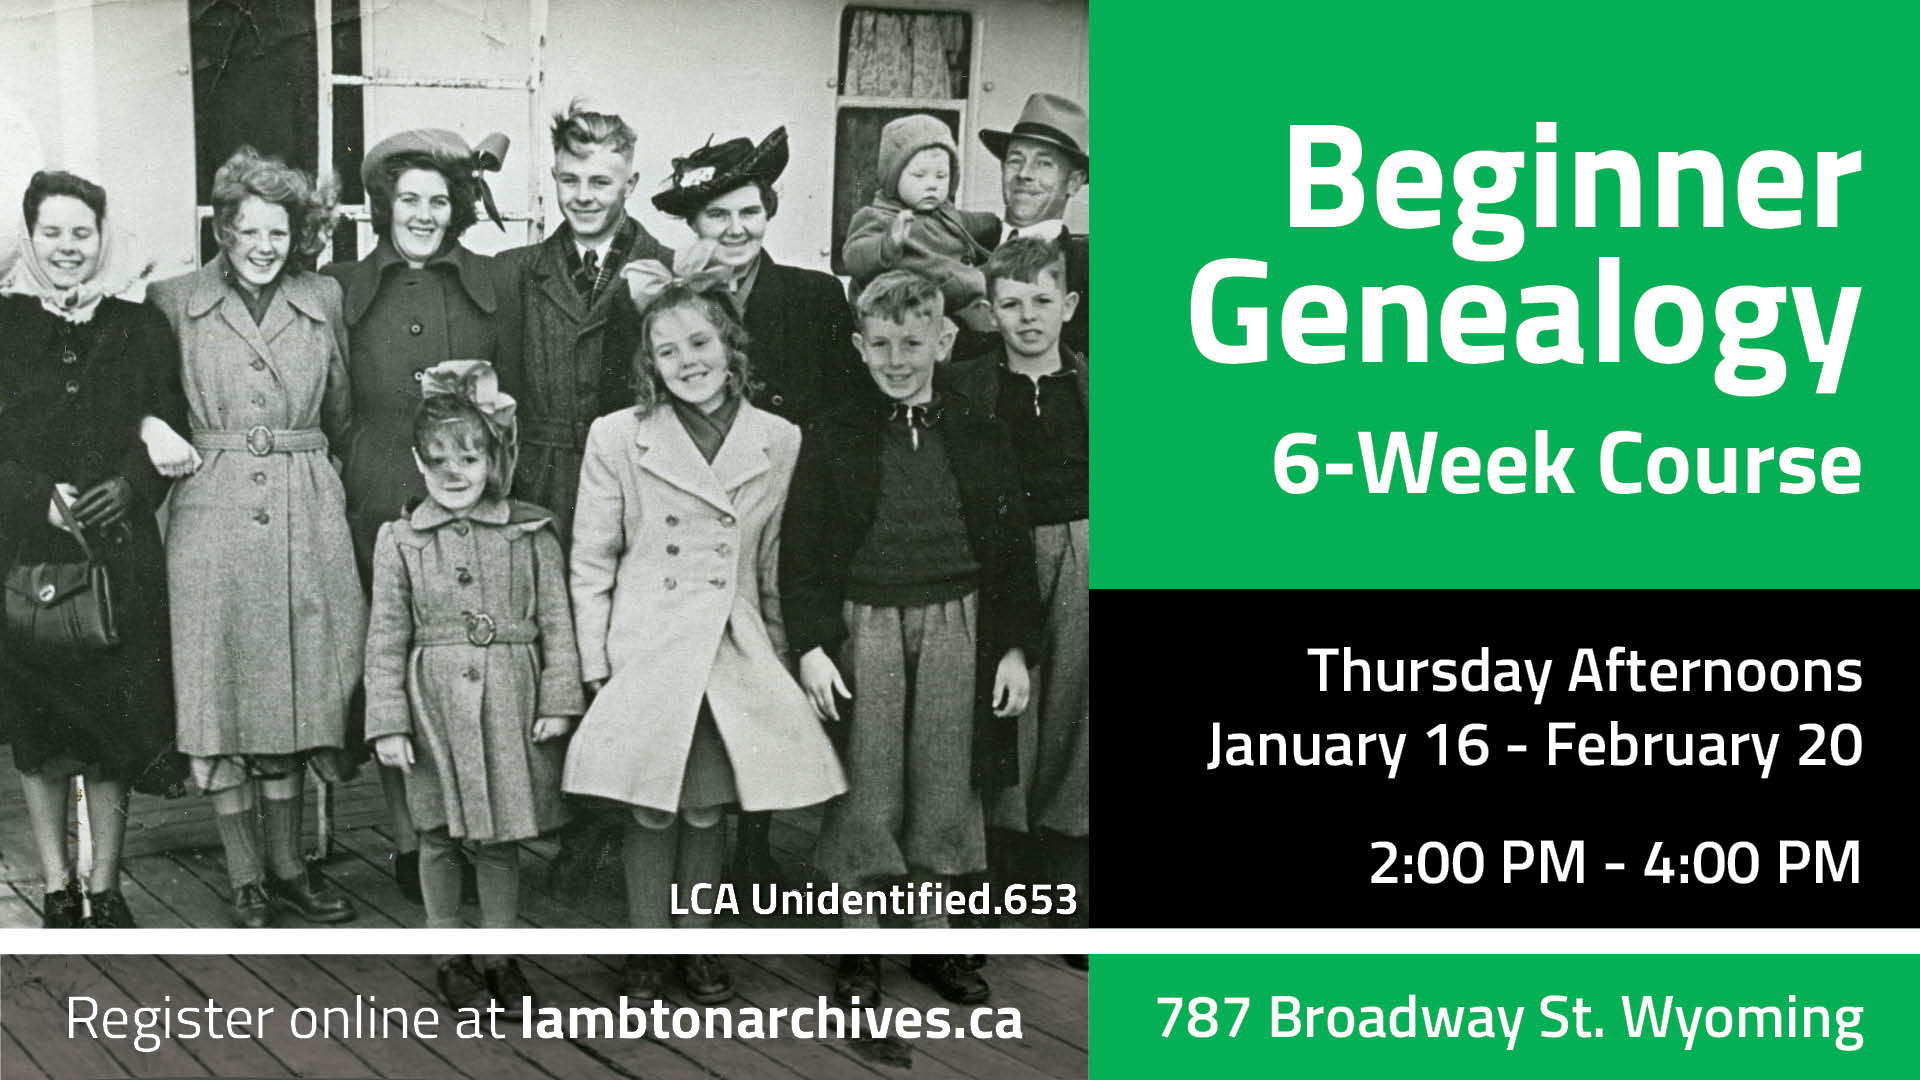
[
  {"x1": 363, "y1": 128, "x2": 512, "y2": 230},
  {"x1": 979, "y1": 93, "x2": 1089, "y2": 177},
  {"x1": 651, "y1": 126, "x2": 789, "y2": 219}
]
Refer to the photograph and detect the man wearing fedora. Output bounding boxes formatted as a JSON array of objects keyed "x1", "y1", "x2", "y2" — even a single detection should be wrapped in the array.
[{"x1": 981, "y1": 92, "x2": 1089, "y2": 357}]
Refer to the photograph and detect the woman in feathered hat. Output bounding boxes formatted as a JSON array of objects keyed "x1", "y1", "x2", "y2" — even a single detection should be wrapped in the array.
[
  {"x1": 650, "y1": 125, "x2": 869, "y2": 887},
  {"x1": 321, "y1": 128, "x2": 520, "y2": 899}
]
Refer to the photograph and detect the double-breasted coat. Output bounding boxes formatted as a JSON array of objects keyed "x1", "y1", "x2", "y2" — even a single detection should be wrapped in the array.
[
  {"x1": 564, "y1": 402, "x2": 846, "y2": 813},
  {"x1": 0, "y1": 295, "x2": 186, "y2": 792},
  {"x1": 737, "y1": 251, "x2": 870, "y2": 425},
  {"x1": 364, "y1": 497, "x2": 584, "y2": 842},
  {"x1": 495, "y1": 221, "x2": 673, "y2": 536},
  {"x1": 147, "y1": 263, "x2": 366, "y2": 758},
  {"x1": 321, "y1": 241, "x2": 519, "y2": 584}
]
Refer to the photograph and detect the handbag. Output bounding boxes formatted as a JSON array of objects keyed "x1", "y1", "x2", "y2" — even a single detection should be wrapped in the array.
[{"x1": 3, "y1": 491, "x2": 119, "y2": 654}]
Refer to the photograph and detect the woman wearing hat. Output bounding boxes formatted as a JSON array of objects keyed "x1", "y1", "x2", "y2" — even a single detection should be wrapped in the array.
[
  {"x1": 148, "y1": 147, "x2": 364, "y2": 928},
  {"x1": 321, "y1": 128, "x2": 520, "y2": 899},
  {"x1": 651, "y1": 127, "x2": 868, "y2": 886},
  {"x1": 1, "y1": 169, "x2": 188, "y2": 927}
]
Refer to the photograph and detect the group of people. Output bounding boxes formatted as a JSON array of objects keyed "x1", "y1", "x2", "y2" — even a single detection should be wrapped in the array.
[{"x1": 0, "y1": 91, "x2": 1089, "y2": 1017}]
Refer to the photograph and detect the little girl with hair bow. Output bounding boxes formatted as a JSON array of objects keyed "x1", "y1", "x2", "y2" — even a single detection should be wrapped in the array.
[{"x1": 362, "y1": 359, "x2": 584, "y2": 1015}]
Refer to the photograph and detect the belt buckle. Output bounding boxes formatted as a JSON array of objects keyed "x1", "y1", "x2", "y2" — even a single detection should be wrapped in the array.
[
  {"x1": 245, "y1": 425, "x2": 274, "y2": 456},
  {"x1": 464, "y1": 611, "x2": 497, "y2": 647}
]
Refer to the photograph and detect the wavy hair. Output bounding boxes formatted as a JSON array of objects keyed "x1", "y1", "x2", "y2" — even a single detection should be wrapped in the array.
[
  {"x1": 24, "y1": 170, "x2": 107, "y2": 228},
  {"x1": 365, "y1": 151, "x2": 479, "y2": 244},
  {"x1": 630, "y1": 284, "x2": 754, "y2": 417},
  {"x1": 210, "y1": 147, "x2": 336, "y2": 273}
]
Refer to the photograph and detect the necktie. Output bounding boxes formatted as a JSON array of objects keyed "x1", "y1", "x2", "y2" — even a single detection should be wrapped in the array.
[{"x1": 576, "y1": 249, "x2": 600, "y2": 301}]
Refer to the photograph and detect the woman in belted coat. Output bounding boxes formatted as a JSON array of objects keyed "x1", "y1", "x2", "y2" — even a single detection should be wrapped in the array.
[
  {"x1": 320, "y1": 129, "x2": 520, "y2": 896},
  {"x1": 566, "y1": 260, "x2": 844, "y2": 1002},
  {"x1": 147, "y1": 147, "x2": 364, "y2": 928}
]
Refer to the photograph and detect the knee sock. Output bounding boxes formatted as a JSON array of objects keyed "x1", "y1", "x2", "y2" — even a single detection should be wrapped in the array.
[
  {"x1": 469, "y1": 842, "x2": 520, "y2": 930},
  {"x1": 418, "y1": 829, "x2": 464, "y2": 930},
  {"x1": 675, "y1": 820, "x2": 725, "y2": 930},
  {"x1": 215, "y1": 811, "x2": 265, "y2": 890},
  {"x1": 622, "y1": 814, "x2": 678, "y2": 928},
  {"x1": 262, "y1": 794, "x2": 307, "y2": 880}
]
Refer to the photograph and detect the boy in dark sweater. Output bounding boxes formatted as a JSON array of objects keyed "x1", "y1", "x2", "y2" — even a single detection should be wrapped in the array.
[
  {"x1": 781, "y1": 269, "x2": 1041, "y2": 1008},
  {"x1": 955, "y1": 237, "x2": 1090, "y2": 937}
]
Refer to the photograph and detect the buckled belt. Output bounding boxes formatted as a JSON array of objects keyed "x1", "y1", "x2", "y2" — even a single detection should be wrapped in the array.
[
  {"x1": 519, "y1": 417, "x2": 593, "y2": 450},
  {"x1": 415, "y1": 612, "x2": 539, "y2": 647},
  {"x1": 192, "y1": 426, "x2": 329, "y2": 456}
]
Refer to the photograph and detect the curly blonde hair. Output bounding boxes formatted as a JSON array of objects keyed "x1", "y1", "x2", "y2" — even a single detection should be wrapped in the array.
[{"x1": 210, "y1": 147, "x2": 338, "y2": 273}]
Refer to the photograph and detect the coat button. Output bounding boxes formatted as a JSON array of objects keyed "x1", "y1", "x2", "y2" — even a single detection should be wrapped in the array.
[
  {"x1": 720, "y1": 514, "x2": 735, "y2": 527},
  {"x1": 252, "y1": 395, "x2": 266, "y2": 407},
  {"x1": 665, "y1": 544, "x2": 679, "y2": 555},
  {"x1": 65, "y1": 380, "x2": 80, "y2": 395},
  {"x1": 61, "y1": 350, "x2": 78, "y2": 366},
  {"x1": 453, "y1": 521, "x2": 469, "y2": 536},
  {"x1": 664, "y1": 515, "x2": 679, "y2": 526},
  {"x1": 251, "y1": 358, "x2": 266, "y2": 371},
  {"x1": 464, "y1": 667, "x2": 480, "y2": 681},
  {"x1": 663, "y1": 577, "x2": 677, "y2": 590},
  {"x1": 410, "y1": 322, "x2": 424, "y2": 335},
  {"x1": 254, "y1": 510, "x2": 271, "y2": 525},
  {"x1": 710, "y1": 576, "x2": 727, "y2": 588},
  {"x1": 715, "y1": 542, "x2": 731, "y2": 557},
  {"x1": 252, "y1": 471, "x2": 267, "y2": 485},
  {"x1": 456, "y1": 567, "x2": 473, "y2": 585},
  {"x1": 770, "y1": 393, "x2": 785, "y2": 407}
]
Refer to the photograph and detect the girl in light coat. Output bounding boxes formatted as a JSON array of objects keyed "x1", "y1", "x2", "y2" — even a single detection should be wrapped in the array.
[{"x1": 565, "y1": 245, "x2": 845, "y2": 1004}]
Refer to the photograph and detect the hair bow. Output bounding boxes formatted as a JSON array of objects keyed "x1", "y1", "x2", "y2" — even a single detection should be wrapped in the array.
[
  {"x1": 421, "y1": 359, "x2": 519, "y2": 490},
  {"x1": 471, "y1": 132, "x2": 511, "y2": 231},
  {"x1": 620, "y1": 238, "x2": 738, "y2": 312}
]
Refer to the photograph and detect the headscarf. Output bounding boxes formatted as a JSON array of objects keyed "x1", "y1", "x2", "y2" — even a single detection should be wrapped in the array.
[
  {"x1": 419, "y1": 359, "x2": 519, "y2": 496},
  {"x1": 0, "y1": 210, "x2": 154, "y2": 325}
]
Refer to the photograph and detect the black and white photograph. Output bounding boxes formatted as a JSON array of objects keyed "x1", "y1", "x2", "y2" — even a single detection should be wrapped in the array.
[{"x1": 0, "y1": 0, "x2": 1090, "y2": 1041}]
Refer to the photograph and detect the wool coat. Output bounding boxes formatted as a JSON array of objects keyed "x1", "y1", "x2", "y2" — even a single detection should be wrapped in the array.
[
  {"x1": 779, "y1": 367, "x2": 1044, "y2": 791},
  {"x1": 737, "y1": 251, "x2": 870, "y2": 425},
  {"x1": 147, "y1": 263, "x2": 366, "y2": 757},
  {"x1": 364, "y1": 497, "x2": 584, "y2": 842},
  {"x1": 842, "y1": 195, "x2": 1001, "y2": 310},
  {"x1": 321, "y1": 241, "x2": 520, "y2": 585},
  {"x1": 495, "y1": 221, "x2": 673, "y2": 537},
  {"x1": 564, "y1": 401, "x2": 846, "y2": 813},
  {"x1": 0, "y1": 296, "x2": 186, "y2": 792}
]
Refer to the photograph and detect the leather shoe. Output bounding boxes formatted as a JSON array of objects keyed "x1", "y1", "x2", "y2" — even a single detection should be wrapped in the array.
[
  {"x1": 485, "y1": 959, "x2": 533, "y2": 1019},
  {"x1": 910, "y1": 955, "x2": 990, "y2": 1004},
  {"x1": 437, "y1": 957, "x2": 489, "y2": 1012},
  {"x1": 677, "y1": 955, "x2": 734, "y2": 1004},
  {"x1": 42, "y1": 879, "x2": 84, "y2": 929},
  {"x1": 266, "y1": 870, "x2": 357, "y2": 923},
  {"x1": 833, "y1": 954, "x2": 882, "y2": 1008},
  {"x1": 85, "y1": 888, "x2": 137, "y2": 928},
  {"x1": 232, "y1": 881, "x2": 272, "y2": 929},
  {"x1": 618, "y1": 955, "x2": 665, "y2": 1002}
]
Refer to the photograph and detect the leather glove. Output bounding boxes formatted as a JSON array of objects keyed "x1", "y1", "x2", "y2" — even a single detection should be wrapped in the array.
[{"x1": 70, "y1": 475, "x2": 133, "y2": 531}]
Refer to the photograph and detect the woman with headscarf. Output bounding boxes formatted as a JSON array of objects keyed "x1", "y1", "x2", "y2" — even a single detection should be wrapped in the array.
[
  {"x1": 148, "y1": 147, "x2": 364, "y2": 929},
  {"x1": 0, "y1": 169, "x2": 187, "y2": 928},
  {"x1": 321, "y1": 129, "x2": 520, "y2": 899}
]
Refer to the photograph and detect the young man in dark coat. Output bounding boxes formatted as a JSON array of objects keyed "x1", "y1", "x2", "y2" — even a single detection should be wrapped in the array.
[{"x1": 496, "y1": 102, "x2": 673, "y2": 538}]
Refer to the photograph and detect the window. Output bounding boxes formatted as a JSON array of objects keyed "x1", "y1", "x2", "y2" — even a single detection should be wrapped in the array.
[{"x1": 831, "y1": 6, "x2": 974, "y2": 275}]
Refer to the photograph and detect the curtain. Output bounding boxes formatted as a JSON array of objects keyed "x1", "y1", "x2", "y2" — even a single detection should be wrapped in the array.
[{"x1": 843, "y1": 9, "x2": 969, "y2": 98}]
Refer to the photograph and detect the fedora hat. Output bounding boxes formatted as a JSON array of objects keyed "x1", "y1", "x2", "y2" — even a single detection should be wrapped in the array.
[
  {"x1": 652, "y1": 127, "x2": 790, "y2": 219},
  {"x1": 979, "y1": 93, "x2": 1088, "y2": 175}
]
